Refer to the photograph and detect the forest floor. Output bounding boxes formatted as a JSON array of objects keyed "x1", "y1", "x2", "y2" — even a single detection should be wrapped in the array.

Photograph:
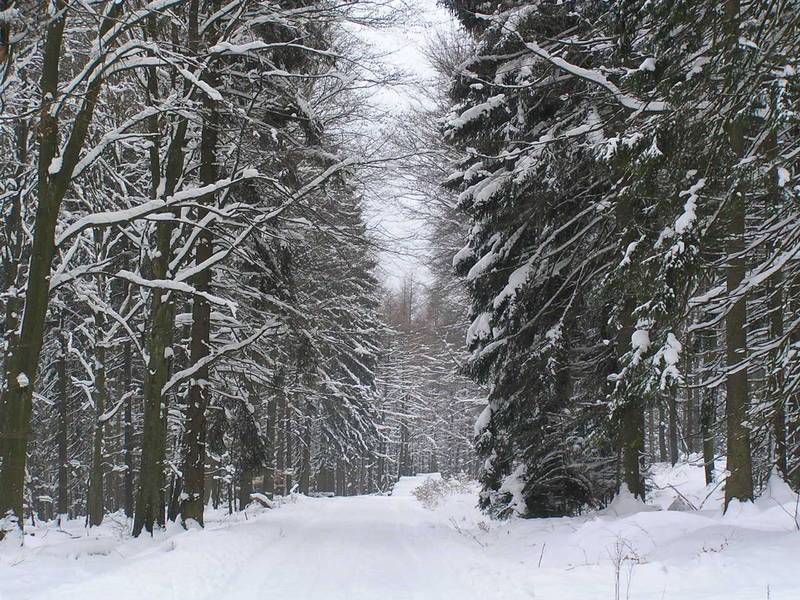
[{"x1": 1, "y1": 462, "x2": 798, "y2": 600}]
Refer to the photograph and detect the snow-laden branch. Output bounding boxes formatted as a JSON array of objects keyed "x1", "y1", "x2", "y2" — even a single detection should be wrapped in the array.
[
  {"x1": 55, "y1": 170, "x2": 262, "y2": 247},
  {"x1": 52, "y1": 41, "x2": 160, "y2": 118},
  {"x1": 114, "y1": 269, "x2": 237, "y2": 312},
  {"x1": 511, "y1": 33, "x2": 669, "y2": 114},
  {"x1": 99, "y1": 390, "x2": 136, "y2": 424},
  {"x1": 70, "y1": 105, "x2": 161, "y2": 179},
  {"x1": 161, "y1": 319, "x2": 283, "y2": 395}
]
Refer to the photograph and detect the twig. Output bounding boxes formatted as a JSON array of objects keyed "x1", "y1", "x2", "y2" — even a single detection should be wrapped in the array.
[
  {"x1": 698, "y1": 480, "x2": 724, "y2": 510},
  {"x1": 448, "y1": 517, "x2": 487, "y2": 548},
  {"x1": 666, "y1": 484, "x2": 698, "y2": 511}
]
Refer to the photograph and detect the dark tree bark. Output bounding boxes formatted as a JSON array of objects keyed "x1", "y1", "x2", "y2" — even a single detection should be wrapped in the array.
[
  {"x1": 658, "y1": 404, "x2": 668, "y2": 462},
  {"x1": 56, "y1": 326, "x2": 69, "y2": 523},
  {"x1": 723, "y1": 192, "x2": 753, "y2": 507},
  {"x1": 238, "y1": 469, "x2": 253, "y2": 510},
  {"x1": 123, "y1": 342, "x2": 134, "y2": 518},
  {"x1": 285, "y1": 408, "x2": 294, "y2": 494},
  {"x1": 179, "y1": 24, "x2": 219, "y2": 526},
  {"x1": 276, "y1": 395, "x2": 286, "y2": 495},
  {"x1": 265, "y1": 396, "x2": 277, "y2": 497},
  {"x1": 769, "y1": 271, "x2": 787, "y2": 478},
  {"x1": 299, "y1": 416, "x2": 311, "y2": 495},
  {"x1": 133, "y1": 94, "x2": 188, "y2": 537},
  {"x1": 614, "y1": 189, "x2": 645, "y2": 499},
  {"x1": 667, "y1": 394, "x2": 679, "y2": 466},
  {"x1": 0, "y1": 3, "x2": 117, "y2": 535},
  {"x1": 685, "y1": 372, "x2": 696, "y2": 454},
  {"x1": 87, "y1": 308, "x2": 108, "y2": 527},
  {"x1": 721, "y1": 0, "x2": 754, "y2": 511}
]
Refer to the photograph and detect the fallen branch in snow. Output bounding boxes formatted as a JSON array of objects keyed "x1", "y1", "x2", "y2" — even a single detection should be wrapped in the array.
[
  {"x1": 249, "y1": 493, "x2": 274, "y2": 509},
  {"x1": 448, "y1": 517, "x2": 487, "y2": 549},
  {"x1": 665, "y1": 484, "x2": 698, "y2": 511},
  {"x1": 697, "y1": 480, "x2": 724, "y2": 510}
]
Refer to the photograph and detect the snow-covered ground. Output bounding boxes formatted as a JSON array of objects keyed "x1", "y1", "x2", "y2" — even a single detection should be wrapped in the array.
[{"x1": 1, "y1": 462, "x2": 798, "y2": 599}]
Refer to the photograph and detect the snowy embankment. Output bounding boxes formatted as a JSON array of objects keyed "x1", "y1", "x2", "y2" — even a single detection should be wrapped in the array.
[{"x1": 1, "y1": 462, "x2": 798, "y2": 600}]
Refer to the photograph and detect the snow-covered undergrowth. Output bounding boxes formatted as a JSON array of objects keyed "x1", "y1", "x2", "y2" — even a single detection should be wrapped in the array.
[
  {"x1": 420, "y1": 459, "x2": 799, "y2": 599},
  {"x1": 1, "y1": 462, "x2": 798, "y2": 600}
]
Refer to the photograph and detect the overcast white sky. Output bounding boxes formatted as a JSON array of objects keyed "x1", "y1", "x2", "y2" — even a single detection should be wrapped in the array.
[{"x1": 352, "y1": 0, "x2": 459, "y2": 290}]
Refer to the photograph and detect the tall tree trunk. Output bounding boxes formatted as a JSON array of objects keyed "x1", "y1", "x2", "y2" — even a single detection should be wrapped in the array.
[
  {"x1": 276, "y1": 395, "x2": 286, "y2": 495},
  {"x1": 788, "y1": 273, "x2": 800, "y2": 490},
  {"x1": 685, "y1": 367, "x2": 696, "y2": 455},
  {"x1": 87, "y1": 309, "x2": 107, "y2": 527},
  {"x1": 0, "y1": 0, "x2": 117, "y2": 538},
  {"x1": 56, "y1": 326, "x2": 69, "y2": 524},
  {"x1": 285, "y1": 408, "x2": 293, "y2": 494},
  {"x1": 658, "y1": 404, "x2": 668, "y2": 462},
  {"x1": 721, "y1": 0, "x2": 754, "y2": 512},
  {"x1": 179, "y1": 27, "x2": 218, "y2": 526},
  {"x1": 123, "y1": 342, "x2": 134, "y2": 518},
  {"x1": 769, "y1": 271, "x2": 787, "y2": 478},
  {"x1": 617, "y1": 306, "x2": 645, "y2": 498},
  {"x1": 667, "y1": 394, "x2": 679, "y2": 465},
  {"x1": 723, "y1": 192, "x2": 753, "y2": 507},
  {"x1": 265, "y1": 395, "x2": 277, "y2": 497},
  {"x1": 238, "y1": 469, "x2": 253, "y2": 510},
  {"x1": 0, "y1": 4, "x2": 67, "y2": 537},
  {"x1": 133, "y1": 27, "x2": 191, "y2": 533},
  {"x1": 299, "y1": 414, "x2": 310, "y2": 495},
  {"x1": 133, "y1": 228, "x2": 177, "y2": 536},
  {"x1": 615, "y1": 188, "x2": 645, "y2": 499}
]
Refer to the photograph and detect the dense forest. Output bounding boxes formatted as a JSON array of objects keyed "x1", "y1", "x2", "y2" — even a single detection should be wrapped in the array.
[
  {"x1": 0, "y1": 0, "x2": 478, "y2": 539},
  {"x1": 0, "y1": 0, "x2": 798, "y2": 548},
  {"x1": 443, "y1": 0, "x2": 800, "y2": 517}
]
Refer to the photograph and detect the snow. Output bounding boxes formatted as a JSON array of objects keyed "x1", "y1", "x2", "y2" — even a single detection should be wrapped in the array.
[
  {"x1": 209, "y1": 41, "x2": 273, "y2": 55},
  {"x1": 16, "y1": 373, "x2": 29, "y2": 388},
  {"x1": 519, "y1": 40, "x2": 669, "y2": 113},
  {"x1": 655, "y1": 332, "x2": 683, "y2": 387},
  {"x1": 452, "y1": 244, "x2": 473, "y2": 268},
  {"x1": 177, "y1": 68, "x2": 223, "y2": 101},
  {"x1": 639, "y1": 57, "x2": 656, "y2": 72},
  {"x1": 498, "y1": 463, "x2": 527, "y2": 515},
  {"x1": 466, "y1": 311, "x2": 492, "y2": 346},
  {"x1": 47, "y1": 156, "x2": 62, "y2": 176},
  {"x1": 447, "y1": 94, "x2": 506, "y2": 131},
  {"x1": 474, "y1": 404, "x2": 491, "y2": 436},
  {"x1": 391, "y1": 472, "x2": 442, "y2": 496},
  {"x1": 2, "y1": 466, "x2": 799, "y2": 600},
  {"x1": 777, "y1": 167, "x2": 790, "y2": 187},
  {"x1": 674, "y1": 178, "x2": 705, "y2": 235},
  {"x1": 630, "y1": 328, "x2": 650, "y2": 353},
  {"x1": 493, "y1": 262, "x2": 531, "y2": 309},
  {"x1": 248, "y1": 493, "x2": 275, "y2": 508},
  {"x1": 599, "y1": 483, "x2": 660, "y2": 517}
]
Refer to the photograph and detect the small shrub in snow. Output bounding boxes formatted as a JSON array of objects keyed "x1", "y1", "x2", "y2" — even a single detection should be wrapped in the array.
[
  {"x1": 107, "y1": 512, "x2": 132, "y2": 540},
  {"x1": 412, "y1": 474, "x2": 473, "y2": 509}
]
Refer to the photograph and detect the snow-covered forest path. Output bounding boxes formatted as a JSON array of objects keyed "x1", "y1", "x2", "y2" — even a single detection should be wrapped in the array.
[
  {"x1": 3, "y1": 468, "x2": 800, "y2": 600},
  {"x1": 0, "y1": 482, "x2": 531, "y2": 600},
  {"x1": 214, "y1": 495, "x2": 522, "y2": 600}
]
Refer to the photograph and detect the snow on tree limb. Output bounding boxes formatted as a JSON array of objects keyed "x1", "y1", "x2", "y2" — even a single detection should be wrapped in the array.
[
  {"x1": 511, "y1": 34, "x2": 669, "y2": 114},
  {"x1": 161, "y1": 319, "x2": 283, "y2": 395}
]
